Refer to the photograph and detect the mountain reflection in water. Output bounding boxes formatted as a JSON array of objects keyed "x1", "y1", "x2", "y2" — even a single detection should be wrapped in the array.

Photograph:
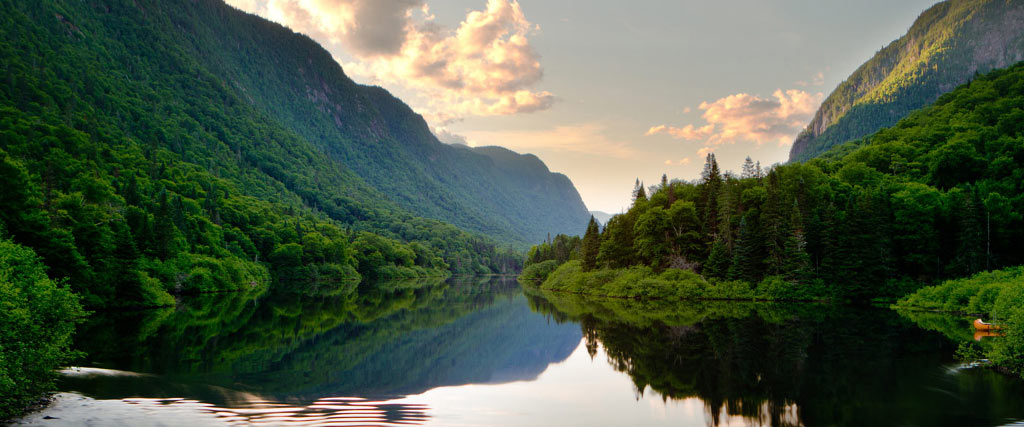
[{"x1": 31, "y1": 277, "x2": 1024, "y2": 427}]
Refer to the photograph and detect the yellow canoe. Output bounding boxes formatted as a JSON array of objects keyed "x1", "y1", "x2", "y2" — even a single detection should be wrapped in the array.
[{"x1": 974, "y1": 318, "x2": 1002, "y2": 331}]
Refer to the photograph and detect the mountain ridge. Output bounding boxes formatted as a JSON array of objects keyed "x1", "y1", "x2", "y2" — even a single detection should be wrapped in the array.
[
  {"x1": 789, "y1": 0, "x2": 1024, "y2": 162},
  {"x1": 178, "y1": 0, "x2": 590, "y2": 244}
]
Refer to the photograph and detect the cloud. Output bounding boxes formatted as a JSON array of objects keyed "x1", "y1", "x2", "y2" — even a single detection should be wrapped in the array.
[
  {"x1": 461, "y1": 123, "x2": 636, "y2": 159},
  {"x1": 663, "y1": 158, "x2": 691, "y2": 166},
  {"x1": 697, "y1": 147, "x2": 715, "y2": 158},
  {"x1": 795, "y1": 71, "x2": 825, "y2": 87},
  {"x1": 227, "y1": 0, "x2": 553, "y2": 121},
  {"x1": 432, "y1": 127, "x2": 469, "y2": 146},
  {"x1": 682, "y1": 107, "x2": 692, "y2": 114},
  {"x1": 646, "y1": 89, "x2": 823, "y2": 146},
  {"x1": 645, "y1": 123, "x2": 714, "y2": 140}
]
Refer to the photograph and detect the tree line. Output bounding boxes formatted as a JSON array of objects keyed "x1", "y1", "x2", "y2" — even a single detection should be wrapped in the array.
[{"x1": 528, "y1": 62, "x2": 1024, "y2": 302}]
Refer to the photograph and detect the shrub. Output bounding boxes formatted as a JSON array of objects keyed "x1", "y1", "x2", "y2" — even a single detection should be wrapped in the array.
[{"x1": 0, "y1": 239, "x2": 85, "y2": 419}]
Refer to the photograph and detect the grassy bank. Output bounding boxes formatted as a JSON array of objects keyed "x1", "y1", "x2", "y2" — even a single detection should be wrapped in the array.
[
  {"x1": 524, "y1": 260, "x2": 829, "y2": 302},
  {"x1": 894, "y1": 266, "x2": 1024, "y2": 376}
]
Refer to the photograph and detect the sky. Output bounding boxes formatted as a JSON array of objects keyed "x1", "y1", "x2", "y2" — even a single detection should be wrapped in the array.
[{"x1": 224, "y1": 0, "x2": 939, "y2": 214}]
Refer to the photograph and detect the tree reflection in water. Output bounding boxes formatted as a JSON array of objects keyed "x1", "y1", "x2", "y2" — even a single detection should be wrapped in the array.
[{"x1": 524, "y1": 286, "x2": 1024, "y2": 427}]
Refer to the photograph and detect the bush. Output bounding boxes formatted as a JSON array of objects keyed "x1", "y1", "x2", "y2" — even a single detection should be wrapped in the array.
[
  {"x1": 519, "y1": 260, "x2": 561, "y2": 282},
  {"x1": 0, "y1": 239, "x2": 84, "y2": 419},
  {"x1": 895, "y1": 266, "x2": 1024, "y2": 377}
]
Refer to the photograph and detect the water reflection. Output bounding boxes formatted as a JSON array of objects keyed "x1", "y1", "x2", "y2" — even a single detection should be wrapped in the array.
[
  {"x1": 34, "y1": 278, "x2": 1024, "y2": 426},
  {"x1": 524, "y1": 287, "x2": 1024, "y2": 426},
  {"x1": 65, "y1": 276, "x2": 580, "y2": 403}
]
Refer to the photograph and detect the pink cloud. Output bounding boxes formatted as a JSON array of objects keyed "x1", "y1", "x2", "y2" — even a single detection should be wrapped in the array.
[
  {"x1": 647, "y1": 89, "x2": 823, "y2": 146},
  {"x1": 227, "y1": 0, "x2": 553, "y2": 120},
  {"x1": 663, "y1": 158, "x2": 691, "y2": 166}
]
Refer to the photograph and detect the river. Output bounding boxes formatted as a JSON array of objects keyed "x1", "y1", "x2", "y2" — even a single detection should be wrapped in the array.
[{"x1": 13, "y1": 276, "x2": 1024, "y2": 426}]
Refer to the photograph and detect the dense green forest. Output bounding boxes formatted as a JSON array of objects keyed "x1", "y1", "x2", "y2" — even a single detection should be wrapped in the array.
[
  {"x1": 789, "y1": 0, "x2": 1024, "y2": 162},
  {"x1": 526, "y1": 62, "x2": 1024, "y2": 303},
  {"x1": 0, "y1": 0, "x2": 538, "y2": 310}
]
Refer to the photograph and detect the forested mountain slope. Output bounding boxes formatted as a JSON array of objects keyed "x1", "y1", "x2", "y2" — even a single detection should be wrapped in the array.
[
  {"x1": 156, "y1": 0, "x2": 590, "y2": 244},
  {"x1": 789, "y1": 0, "x2": 1024, "y2": 162},
  {"x1": 0, "y1": 0, "x2": 555, "y2": 308}
]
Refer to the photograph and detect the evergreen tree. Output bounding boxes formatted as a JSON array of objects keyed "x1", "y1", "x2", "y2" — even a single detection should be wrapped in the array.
[
  {"x1": 952, "y1": 188, "x2": 985, "y2": 276},
  {"x1": 741, "y1": 156, "x2": 757, "y2": 179},
  {"x1": 782, "y1": 202, "x2": 811, "y2": 284},
  {"x1": 699, "y1": 154, "x2": 723, "y2": 241},
  {"x1": 704, "y1": 238, "x2": 731, "y2": 278},
  {"x1": 729, "y1": 213, "x2": 765, "y2": 283},
  {"x1": 599, "y1": 214, "x2": 636, "y2": 269},
  {"x1": 633, "y1": 179, "x2": 648, "y2": 205},
  {"x1": 581, "y1": 216, "x2": 601, "y2": 271}
]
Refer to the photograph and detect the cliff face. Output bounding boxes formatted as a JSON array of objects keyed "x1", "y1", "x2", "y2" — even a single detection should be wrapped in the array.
[{"x1": 789, "y1": 0, "x2": 1024, "y2": 162}]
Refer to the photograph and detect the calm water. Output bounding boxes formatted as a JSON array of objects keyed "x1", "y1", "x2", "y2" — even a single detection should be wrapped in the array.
[{"x1": 15, "y1": 276, "x2": 1024, "y2": 426}]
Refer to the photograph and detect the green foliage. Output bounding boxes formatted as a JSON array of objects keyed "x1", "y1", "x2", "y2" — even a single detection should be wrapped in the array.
[
  {"x1": 580, "y1": 217, "x2": 600, "y2": 271},
  {"x1": 790, "y1": 0, "x2": 1024, "y2": 162},
  {"x1": 896, "y1": 266, "x2": 1024, "y2": 375},
  {"x1": 519, "y1": 259, "x2": 561, "y2": 282},
  {"x1": 538, "y1": 261, "x2": 827, "y2": 301},
  {"x1": 524, "y1": 234, "x2": 581, "y2": 267},
  {"x1": 0, "y1": 0, "x2": 529, "y2": 309},
  {"x1": 894, "y1": 266, "x2": 1024, "y2": 315},
  {"x1": 0, "y1": 239, "x2": 84, "y2": 419},
  {"x1": 524, "y1": 63, "x2": 1024, "y2": 303}
]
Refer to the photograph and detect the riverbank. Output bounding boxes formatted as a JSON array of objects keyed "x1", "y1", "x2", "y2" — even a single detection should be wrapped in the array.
[
  {"x1": 893, "y1": 266, "x2": 1024, "y2": 378},
  {"x1": 523, "y1": 260, "x2": 830, "y2": 302}
]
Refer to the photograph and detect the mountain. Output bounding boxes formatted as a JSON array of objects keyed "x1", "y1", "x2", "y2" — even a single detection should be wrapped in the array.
[
  {"x1": 460, "y1": 145, "x2": 590, "y2": 238},
  {"x1": 0, "y1": 0, "x2": 587, "y2": 307},
  {"x1": 589, "y1": 211, "x2": 614, "y2": 226},
  {"x1": 788, "y1": 0, "x2": 1024, "y2": 162},
  {"x1": 157, "y1": 0, "x2": 589, "y2": 245}
]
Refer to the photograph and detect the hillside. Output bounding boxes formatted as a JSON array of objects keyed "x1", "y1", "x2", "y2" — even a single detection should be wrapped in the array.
[
  {"x1": 162, "y1": 0, "x2": 589, "y2": 244},
  {"x1": 0, "y1": 0, "x2": 562, "y2": 308},
  {"x1": 789, "y1": 0, "x2": 1024, "y2": 162}
]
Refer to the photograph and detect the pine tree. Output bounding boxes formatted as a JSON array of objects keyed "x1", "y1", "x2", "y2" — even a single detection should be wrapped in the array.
[
  {"x1": 699, "y1": 154, "x2": 723, "y2": 240},
  {"x1": 704, "y1": 238, "x2": 731, "y2": 278},
  {"x1": 782, "y1": 202, "x2": 811, "y2": 283},
  {"x1": 953, "y1": 188, "x2": 985, "y2": 275},
  {"x1": 728, "y1": 213, "x2": 765, "y2": 283},
  {"x1": 633, "y1": 179, "x2": 647, "y2": 205},
  {"x1": 741, "y1": 156, "x2": 757, "y2": 179},
  {"x1": 761, "y1": 170, "x2": 786, "y2": 274},
  {"x1": 581, "y1": 216, "x2": 601, "y2": 271},
  {"x1": 152, "y1": 189, "x2": 176, "y2": 260}
]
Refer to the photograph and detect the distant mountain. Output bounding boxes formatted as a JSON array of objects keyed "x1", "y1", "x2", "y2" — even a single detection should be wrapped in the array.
[
  {"x1": 465, "y1": 146, "x2": 590, "y2": 238},
  {"x1": 789, "y1": 0, "x2": 1024, "y2": 162},
  {"x1": 589, "y1": 211, "x2": 614, "y2": 226}
]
